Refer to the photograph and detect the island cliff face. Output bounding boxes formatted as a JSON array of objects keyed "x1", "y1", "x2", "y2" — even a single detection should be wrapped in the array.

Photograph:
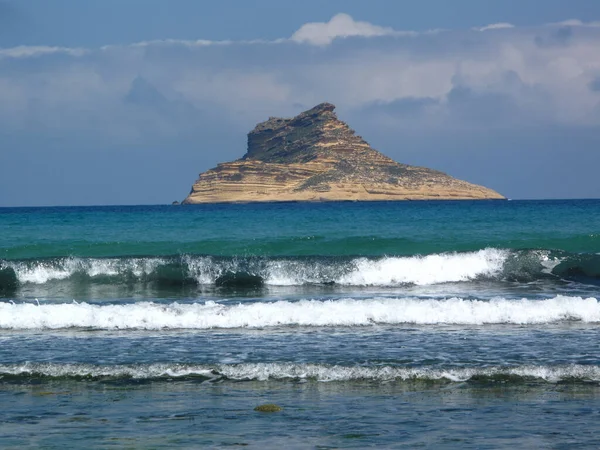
[{"x1": 183, "y1": 103, "x2": 504, "y2": 204}]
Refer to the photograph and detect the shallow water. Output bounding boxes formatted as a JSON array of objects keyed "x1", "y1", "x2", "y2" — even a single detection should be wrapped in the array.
[{"x1": 2, "y1": 380, "x2": 600, "y2": 448}]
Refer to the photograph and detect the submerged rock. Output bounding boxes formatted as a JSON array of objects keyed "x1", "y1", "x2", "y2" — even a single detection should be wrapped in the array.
[
  {"x1": 183, "y1": 103, "x2": 504, "y2": 203},
  {"x1": 254, "y1": 404, "x2": 283, "y2": 413}
]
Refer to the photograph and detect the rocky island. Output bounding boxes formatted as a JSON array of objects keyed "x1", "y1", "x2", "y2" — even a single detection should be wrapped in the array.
[{"x1": 183, "y1": 103, "x2": 504, "y2": 203}]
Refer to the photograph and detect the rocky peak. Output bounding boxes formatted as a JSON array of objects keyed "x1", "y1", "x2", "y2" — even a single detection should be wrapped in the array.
[
  {"x1": 244, "y1": 102, "x2": 368, "y2": 164},
  {"x1": 297, "y1": 102, "x2": 336, "y2": 118}
]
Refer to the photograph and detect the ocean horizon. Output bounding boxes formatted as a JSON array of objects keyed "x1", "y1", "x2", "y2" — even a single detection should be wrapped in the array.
[{"x1": 3, "y1": 197, "x2": 600, "y2": 209}]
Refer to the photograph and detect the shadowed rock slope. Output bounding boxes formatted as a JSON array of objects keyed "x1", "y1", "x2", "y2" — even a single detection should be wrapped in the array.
[{"x1": 183, "y1": 103, "x2": 504, "y2": 203}]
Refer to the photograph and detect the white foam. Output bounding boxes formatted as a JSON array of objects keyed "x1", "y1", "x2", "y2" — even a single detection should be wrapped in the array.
[
  {"x1": 265, "y1": 248, "x2": 509, "y2": 286},
  {"x1": 335, "y1": 249, "x2": 508, "y2": 286},
  {"x1": 184, "y1": 255, "x2": 215, "y2": 285},
  {"x1": 85, "y1": 258, "x2": 164, "y2": 278},
  {"x1": 12, "y1": 258, "x2": 78, "y2": 284},
  {"x1": 216, "y1": 363, "x2": 600, "y2": 382},
  {"x1": 2, "y1": 362, "x2": 600, "y2": 382},
  {"x1": 0, "y1": 362, "x2": 214, "y2": 379},
  {"x1": 1, "y1": 296, "x2": 598, "y2": 330},
  {"x1": 8, "y1": 257, "x2": 167, "y2": 284},
  {"x1": 537, "y1": 251, "x2": 563, "y2": 274}
]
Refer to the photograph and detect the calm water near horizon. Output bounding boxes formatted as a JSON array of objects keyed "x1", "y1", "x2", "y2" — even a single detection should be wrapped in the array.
[{"x1": 1, "y1": 199, "x2": 600, "y2": 448}]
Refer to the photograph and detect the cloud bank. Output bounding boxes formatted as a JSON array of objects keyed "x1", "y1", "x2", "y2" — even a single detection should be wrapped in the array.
[{"x1": 1, "y1": 13, "x2": 599, "y2": 132}]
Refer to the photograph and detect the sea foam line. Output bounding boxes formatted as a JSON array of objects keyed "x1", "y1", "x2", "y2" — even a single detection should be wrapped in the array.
[
  {"x1": 0, "y1": 296, "x2": 598, "y2": 330},
  {"x1": 2, "y1": 362, "x2": 600, "y2": 383}
]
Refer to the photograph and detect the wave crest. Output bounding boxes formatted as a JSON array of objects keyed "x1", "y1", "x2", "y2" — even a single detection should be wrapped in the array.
[
  {"x1": 0, "y1": 296, "x2": 598, "y2": 330},
  {"x1": 2, "y1": 362, "x2": 599, "y2": 383}
]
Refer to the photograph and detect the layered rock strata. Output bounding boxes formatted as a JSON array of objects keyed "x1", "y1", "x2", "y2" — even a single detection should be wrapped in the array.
[{"x1": 183, "y1": 103, "x2": 504, "y2": 203}]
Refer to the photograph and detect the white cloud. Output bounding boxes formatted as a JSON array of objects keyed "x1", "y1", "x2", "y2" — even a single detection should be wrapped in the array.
[
  {"x1": 549, "y1": 19, "x2": 600, "y2": 27},
  {"x1": 476, "y1": 23, "x2": 515, "y2": 32},
  {"x1": 290, "y1": 13, "x2": 403, "y2": 46},
  {"x1": 0, "y1": 45, "x2": 87, "y2": 59}
]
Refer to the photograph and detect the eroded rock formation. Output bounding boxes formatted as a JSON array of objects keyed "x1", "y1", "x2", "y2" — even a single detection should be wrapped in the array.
[{"x1": 183, "y1": 103, "x2": 504, "y2": 203}]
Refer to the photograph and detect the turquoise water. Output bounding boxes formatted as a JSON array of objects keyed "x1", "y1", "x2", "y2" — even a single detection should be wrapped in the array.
[
  {"x1": 1, "y1": 200, "x2": 600, "y2": 448},
  {"x1": 2, "y1": 200, "x2": 600, "y2": 259}
]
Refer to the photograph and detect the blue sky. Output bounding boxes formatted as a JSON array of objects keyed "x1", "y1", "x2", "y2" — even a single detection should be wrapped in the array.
[
  {"x1": 1, "y1": 0, "x2": 600, "y2": 205},
  {"x1": 3, "y1": 0, "x2": 600, "y2": 47}
]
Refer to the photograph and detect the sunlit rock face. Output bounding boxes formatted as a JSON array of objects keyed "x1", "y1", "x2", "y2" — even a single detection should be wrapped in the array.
[{"x1": 183, "y1": 103, "x2": 504, "y2": 204}]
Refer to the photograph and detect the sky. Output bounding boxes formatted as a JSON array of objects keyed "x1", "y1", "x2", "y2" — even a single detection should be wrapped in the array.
[{"x1": 1, "y1": 0, "x2": 600, "y2": 205}]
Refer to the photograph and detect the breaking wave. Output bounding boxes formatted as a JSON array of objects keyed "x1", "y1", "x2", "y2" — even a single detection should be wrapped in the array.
[
  {"x1": 0, "y1": 296, "x2": 598, "y2": 330},
  {"x1": 1, "y1": 362, "x2": 600, "y2": 384},
  {"x1": 1, "y1": 248, "x2": 599, "y2": 294}
]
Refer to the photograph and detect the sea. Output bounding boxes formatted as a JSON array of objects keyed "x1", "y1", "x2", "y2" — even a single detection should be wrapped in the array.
[{"x1": 0, "y1": 199, "x2": 599, "y2": 448}]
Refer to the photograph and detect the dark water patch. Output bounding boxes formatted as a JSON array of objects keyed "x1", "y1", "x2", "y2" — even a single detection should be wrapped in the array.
[
  {"x1": 152, "y1": 263, "x2": 199, "y2": 287},
  {"x1": 0, "y1": 267, "x2": 17, "y2": 296},
  {"x1": 553, "y1": 253, "x2": 600, "y2": 281},
  {"x1": 215, "y1": 271, "x2": 265, "y2": 288}
]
